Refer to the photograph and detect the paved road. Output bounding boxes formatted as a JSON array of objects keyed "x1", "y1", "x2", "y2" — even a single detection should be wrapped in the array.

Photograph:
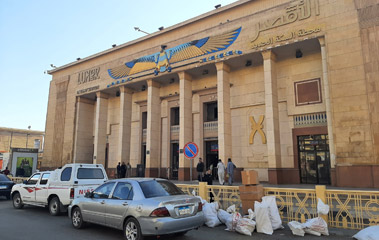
[{"x1": 0, "y1": 197, "x2": 357, "y2": 240}]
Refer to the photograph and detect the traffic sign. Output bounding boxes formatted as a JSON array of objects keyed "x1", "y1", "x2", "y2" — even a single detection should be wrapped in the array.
[{"x1": 183, "y1": 142, "x2": 198, "y2": 159}]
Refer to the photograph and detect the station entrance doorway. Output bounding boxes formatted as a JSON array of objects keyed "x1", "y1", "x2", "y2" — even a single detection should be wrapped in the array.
[{"x1": 298, "y1": 134, "x2": 330, "y2": 184}]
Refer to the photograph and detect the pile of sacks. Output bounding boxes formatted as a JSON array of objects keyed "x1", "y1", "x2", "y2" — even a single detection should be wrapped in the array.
[
  {"x1": 287, "y1": 198, "x2": 330, "y2": 237},
  {"x1": 200, "y1": 194, "x2": 283, "y2": 236}
]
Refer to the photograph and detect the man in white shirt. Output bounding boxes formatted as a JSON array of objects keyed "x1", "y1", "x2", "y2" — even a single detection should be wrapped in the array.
[{"x1": 217, "y1": 159, "x2": 225, "y2": 185}]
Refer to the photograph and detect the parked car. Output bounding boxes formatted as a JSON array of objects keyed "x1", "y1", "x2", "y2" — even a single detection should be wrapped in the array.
[
  {"x1": 68, "y1": 178, "x2": 204, "y2": 240},
  {"x1": 0, "y1": 174, "x2": 15, "y2": 200},
  {"x1": 11, "y1": 163, "x2": 108, "y2": 215}
]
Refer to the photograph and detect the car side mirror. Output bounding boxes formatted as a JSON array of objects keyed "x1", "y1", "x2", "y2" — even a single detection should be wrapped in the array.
[
  {"x1": 85, "y1": 191, "x2": 92, "y2": 198},
  {"x1": 23, "y1": 180, "x2": 28, "y2": 184}
]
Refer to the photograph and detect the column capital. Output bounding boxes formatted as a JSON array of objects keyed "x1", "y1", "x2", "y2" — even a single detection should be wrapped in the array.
[
  {"x1": 147, "y1": 79, "x2": 160, "y2": 88},
  {"x1": 96, "y1": 91, "x2": 109, "y2": 99},
  {"x1": 119, "y1": 85, "x2": 133, "y2": 94},
  {"x1": 318, "y1": 37, "x2": 326, "y2": 47},
  {"x1": 215, "y1": 62, "x2": 230, "y2": 72},
  {"x1": 178, "y1": 71, "x2": 192, "y2": 80},
  {"x1": 77, "y1": 96, "x2": 95, "y2": 104},
  {"x1": 261, "y1": 50, "x2": 277, "y2": 61}
]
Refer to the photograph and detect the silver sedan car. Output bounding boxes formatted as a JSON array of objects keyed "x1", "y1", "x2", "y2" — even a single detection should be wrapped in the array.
[{"x1": 68, "y1": 178, "x2": 204, "y2": 240}]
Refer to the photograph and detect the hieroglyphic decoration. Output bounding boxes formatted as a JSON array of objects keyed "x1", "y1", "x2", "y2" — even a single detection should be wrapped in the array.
[
  {"x1": 250, "y1": 0, "x2": 320, "y2": 42},
  {"x1": 108, "y1": 27, "x2": 242, "y2": 79},
  {"x1": 249, "y1": 115, "x2": 267, "y2": 144},
  {"x1": 251, "y1": 25, "x2": 322, "y2": 49}
]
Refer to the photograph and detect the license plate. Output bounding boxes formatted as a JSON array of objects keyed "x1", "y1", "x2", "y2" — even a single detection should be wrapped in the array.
[
  {"x1": 0, "y1": 185, "x2": 7, "y2": 189},
  {"x1": 178, "y1": 206, "x2": 191, "y2": 215}
]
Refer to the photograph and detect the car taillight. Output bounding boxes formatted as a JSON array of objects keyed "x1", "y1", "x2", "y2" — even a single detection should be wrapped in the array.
[
  {"x1": 150, "y1": 207, "x2": 170, "y2": 217},
  {"x1": 70, "y1": 188, "x2": 74, "y2": 199},
  {"x1": 198, "y1": 202, "x2": 203, "y2": 212}
]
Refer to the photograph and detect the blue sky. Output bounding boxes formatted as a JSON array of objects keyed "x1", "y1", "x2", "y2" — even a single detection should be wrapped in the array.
[{"x1": 0, "y1": 0, "x2": 237, "y2": 131}]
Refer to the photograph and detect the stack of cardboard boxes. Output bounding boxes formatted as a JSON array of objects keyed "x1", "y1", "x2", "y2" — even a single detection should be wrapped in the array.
[{"x1": 239, "y1": 170, "x2": 264, "y2": 214}]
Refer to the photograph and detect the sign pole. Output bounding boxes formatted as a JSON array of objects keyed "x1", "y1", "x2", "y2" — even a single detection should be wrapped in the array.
[{"x1": 190, "y1": 158, "x2": 193, "y2": 182}]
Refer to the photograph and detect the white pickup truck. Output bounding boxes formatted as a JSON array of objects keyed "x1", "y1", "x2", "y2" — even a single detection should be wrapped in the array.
[{"x1": 11, "y1": 163, "x2": 108, "y2": 216}]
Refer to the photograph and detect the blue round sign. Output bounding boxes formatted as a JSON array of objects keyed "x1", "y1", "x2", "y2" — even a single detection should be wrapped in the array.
[{"x1": 183, "y1": 142, "x2": 199, "y2": 159}]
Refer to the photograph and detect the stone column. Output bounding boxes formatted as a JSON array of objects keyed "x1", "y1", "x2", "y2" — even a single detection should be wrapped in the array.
[
  {"x1": 94, "y1": 92, "x2": 108, "y2": 167},
  {"x1": 146, "y1": 80, "x2": 160, "y2": 177},
  {"x1": 319, "y1": 37, "x2": 336, "y2": 168},
  {"x1": 262, "y1": 50, "x2": 281, "y2": 183},
  {"x1": 178, "y1": 72, "x2": 192, "y2": 181},
  {"x1": 73, "y1": 97, "x2": 95, "y2": 164},
  {"x1": 118, "y1": 86, "x2": 133, "y2": 165},
  {"x1": 216, "y1": 62, "x2": 232, "y2": 163}
]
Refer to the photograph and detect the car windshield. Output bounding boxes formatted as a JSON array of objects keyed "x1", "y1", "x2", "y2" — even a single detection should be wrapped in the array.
[
  {"x1": 0, "y1": 174, "x2": 10, "y2": 181},
  {"x1": 139, "y1": 180, "x2": 184, "y2": 198},
  {"x1": 77, "y1": 168, "x2": 104, "y2": 179}
]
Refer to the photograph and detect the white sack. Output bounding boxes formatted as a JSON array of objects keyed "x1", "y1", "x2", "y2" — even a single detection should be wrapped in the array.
[
  {"x1": 248, "y1": 209, "x2": 256, "y2": 220},
  {"x1": 235, "y1": 218, "x2": 256, "y2": 236},
  {"x1": 304, "y1": 228, "x2": 322, "y2": 236},
  {"x1": 226, "y1": 204, "x2": 236, "y2": 213},
  {"x1": 203, "y1": 202, "x2": 222, "y2": 227},
  {"x1": 217, "y1": 209, "x2": 231, "y2": 224},
  {"x1": 288, "y1": 221, "x2": 305, "y2": 237},
  {"x1": 254, "y1": 201, "x2": 273, "y2": 235},
  {"x1": 225, "y1": 212, "x2": 241, "y2": 231},
  {"x1": 302, "y1": 217, "x2": 329, "y2": 236},
  {"x1": 353, "y1": 226, "x2": 379, "y2": 240},
  {"x1": 317, "y1": 198, "x2": 329, "y2": 216},
  {"x1": 262, "y1": 195, "x2": 283, "y2": 230}
]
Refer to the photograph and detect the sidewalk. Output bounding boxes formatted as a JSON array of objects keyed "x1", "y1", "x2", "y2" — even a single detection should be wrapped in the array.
[{"x1": 171, "y1": 179, "x2": 377, "y2": 191}]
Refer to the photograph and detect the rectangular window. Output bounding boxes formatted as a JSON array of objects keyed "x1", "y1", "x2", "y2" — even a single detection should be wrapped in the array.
[
  {"x1": 40, "y1": 173, "x2": 50, "y2": 185},
  {"x1": 77, "y1": 168, "x2": 104, "y2": 179},
  {"x1": 204, "y1": 102, "x2": 218, "y2": 122},
  {"x1": 170, "y1": 107, "x2": 180, "y2": 126}
]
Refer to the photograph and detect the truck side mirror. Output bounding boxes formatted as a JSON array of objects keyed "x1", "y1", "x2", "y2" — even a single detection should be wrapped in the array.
[
  {"x1": 23, "y1": 180, "x2": 28, "y2": 184},
  {"x1": 85, "y1": 191, "x2": 92, "y2": 198}
]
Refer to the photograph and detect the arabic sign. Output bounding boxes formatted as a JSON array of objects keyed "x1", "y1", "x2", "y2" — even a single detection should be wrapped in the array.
[
  {"x1": 251, "y1": 26, "x2": 323, "y2": 49},
  {"x1": 251, "y1": 0, "x2": 320, "y2": 42}
]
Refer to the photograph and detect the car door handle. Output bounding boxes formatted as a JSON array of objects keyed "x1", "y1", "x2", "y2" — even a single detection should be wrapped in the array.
[
  {"x1": 100, "y1": 200, "x2": 105, "y2": 204},
  {"x1": 122, "y1": 202, "x2": 128, "y2": 206}
]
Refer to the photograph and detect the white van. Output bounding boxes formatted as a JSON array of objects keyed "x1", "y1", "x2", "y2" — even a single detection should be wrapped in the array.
[{"x1": 11, "y1": 163, "x2": 108, "y2": 215}]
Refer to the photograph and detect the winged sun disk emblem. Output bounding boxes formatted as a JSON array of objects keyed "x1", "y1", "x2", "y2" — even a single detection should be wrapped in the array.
[{"x1": 108, "y1": 27, "x2": 242, "y2": 79}]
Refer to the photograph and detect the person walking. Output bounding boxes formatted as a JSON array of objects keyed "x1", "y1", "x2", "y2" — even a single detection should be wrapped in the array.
[
  {"x1": 217, "y1": 159, "x2": 225, "y2": 185},
  {"x1": 196, "y1": 158, "x2": 204, "y2": 181},
  {"x1": 121, "y1": 162, "x2": 126, "y2": 178},
  {"x1": 116, "y1": 162, "x2": 121, "y2": 178},
  {"x1": 226, "y1": 158, "x2": 236, "y2": 186}
]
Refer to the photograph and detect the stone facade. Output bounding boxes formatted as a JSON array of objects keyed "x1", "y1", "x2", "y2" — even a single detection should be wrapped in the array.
[{"x1": 44, "y1": 0, "x2": 379, "y2": 187}]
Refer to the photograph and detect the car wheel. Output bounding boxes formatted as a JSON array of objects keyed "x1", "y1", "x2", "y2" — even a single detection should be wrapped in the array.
[
  {"x1": 12, "y1": 193, "x2": 24, "y2": 209},
  {"x1": 72, "y1": 207, "x2": 86, "y2": 229},
  {"x1": 124, "y1": 218, "x2": 143, "y2": 240},
  {"x1": 49, "y1": 197, "x2": 61, "y2": 216}
]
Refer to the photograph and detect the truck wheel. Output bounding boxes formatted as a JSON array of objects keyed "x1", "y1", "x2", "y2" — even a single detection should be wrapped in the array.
[
  {"x1": 72, "y1": 207, "x2": 86, "y2": 229},
  {"x1": 12, "y1": 193, "x2": 24, "y2": 209},
  {"x1": 49, "y1": 197, "x2": 61, "y2": 216}
]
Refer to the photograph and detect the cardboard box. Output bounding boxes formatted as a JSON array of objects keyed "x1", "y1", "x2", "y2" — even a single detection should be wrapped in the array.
[
  {"x1": 239, "y1": 190, "x2": 264, "y2": 201},
  {"x1": 241, "y1": 200, "x2": 256, "y2": 214},
  {"x1": 239, "y1": 184, "x2": 263, "y2": 193},
  {"x1": 241, "y1": 170, "x2": 259, "y2": 185}
]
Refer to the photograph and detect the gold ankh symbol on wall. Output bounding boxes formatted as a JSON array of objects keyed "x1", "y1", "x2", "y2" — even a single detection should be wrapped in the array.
[{"x1": 249, "y1": 115, "x2": 267, "y2": 144}]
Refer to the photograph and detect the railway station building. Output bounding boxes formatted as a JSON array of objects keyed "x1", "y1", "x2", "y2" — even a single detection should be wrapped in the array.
[{"x1": 44, "y1": 0, "x2": 379, "y2": 188}]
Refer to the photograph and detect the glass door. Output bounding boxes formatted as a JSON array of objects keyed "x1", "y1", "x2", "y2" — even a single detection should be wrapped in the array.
[
  {"x1": 298, "y1": 134, "x2": 330, "y2": 184},
  {"x1": 171, "y1": 143, "x2": 179, "y2": 180}
]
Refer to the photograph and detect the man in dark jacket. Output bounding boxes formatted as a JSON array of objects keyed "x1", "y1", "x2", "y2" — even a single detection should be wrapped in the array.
[
  {"x1": 116, "y1": 162, "x2": 121, "y2": 178},
  {"x1": 196, "y1": 158, "x2": 204, "y2": 181},
  {"x1": 120, "y1": 162, "x2": 126, "y2": 178}
]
